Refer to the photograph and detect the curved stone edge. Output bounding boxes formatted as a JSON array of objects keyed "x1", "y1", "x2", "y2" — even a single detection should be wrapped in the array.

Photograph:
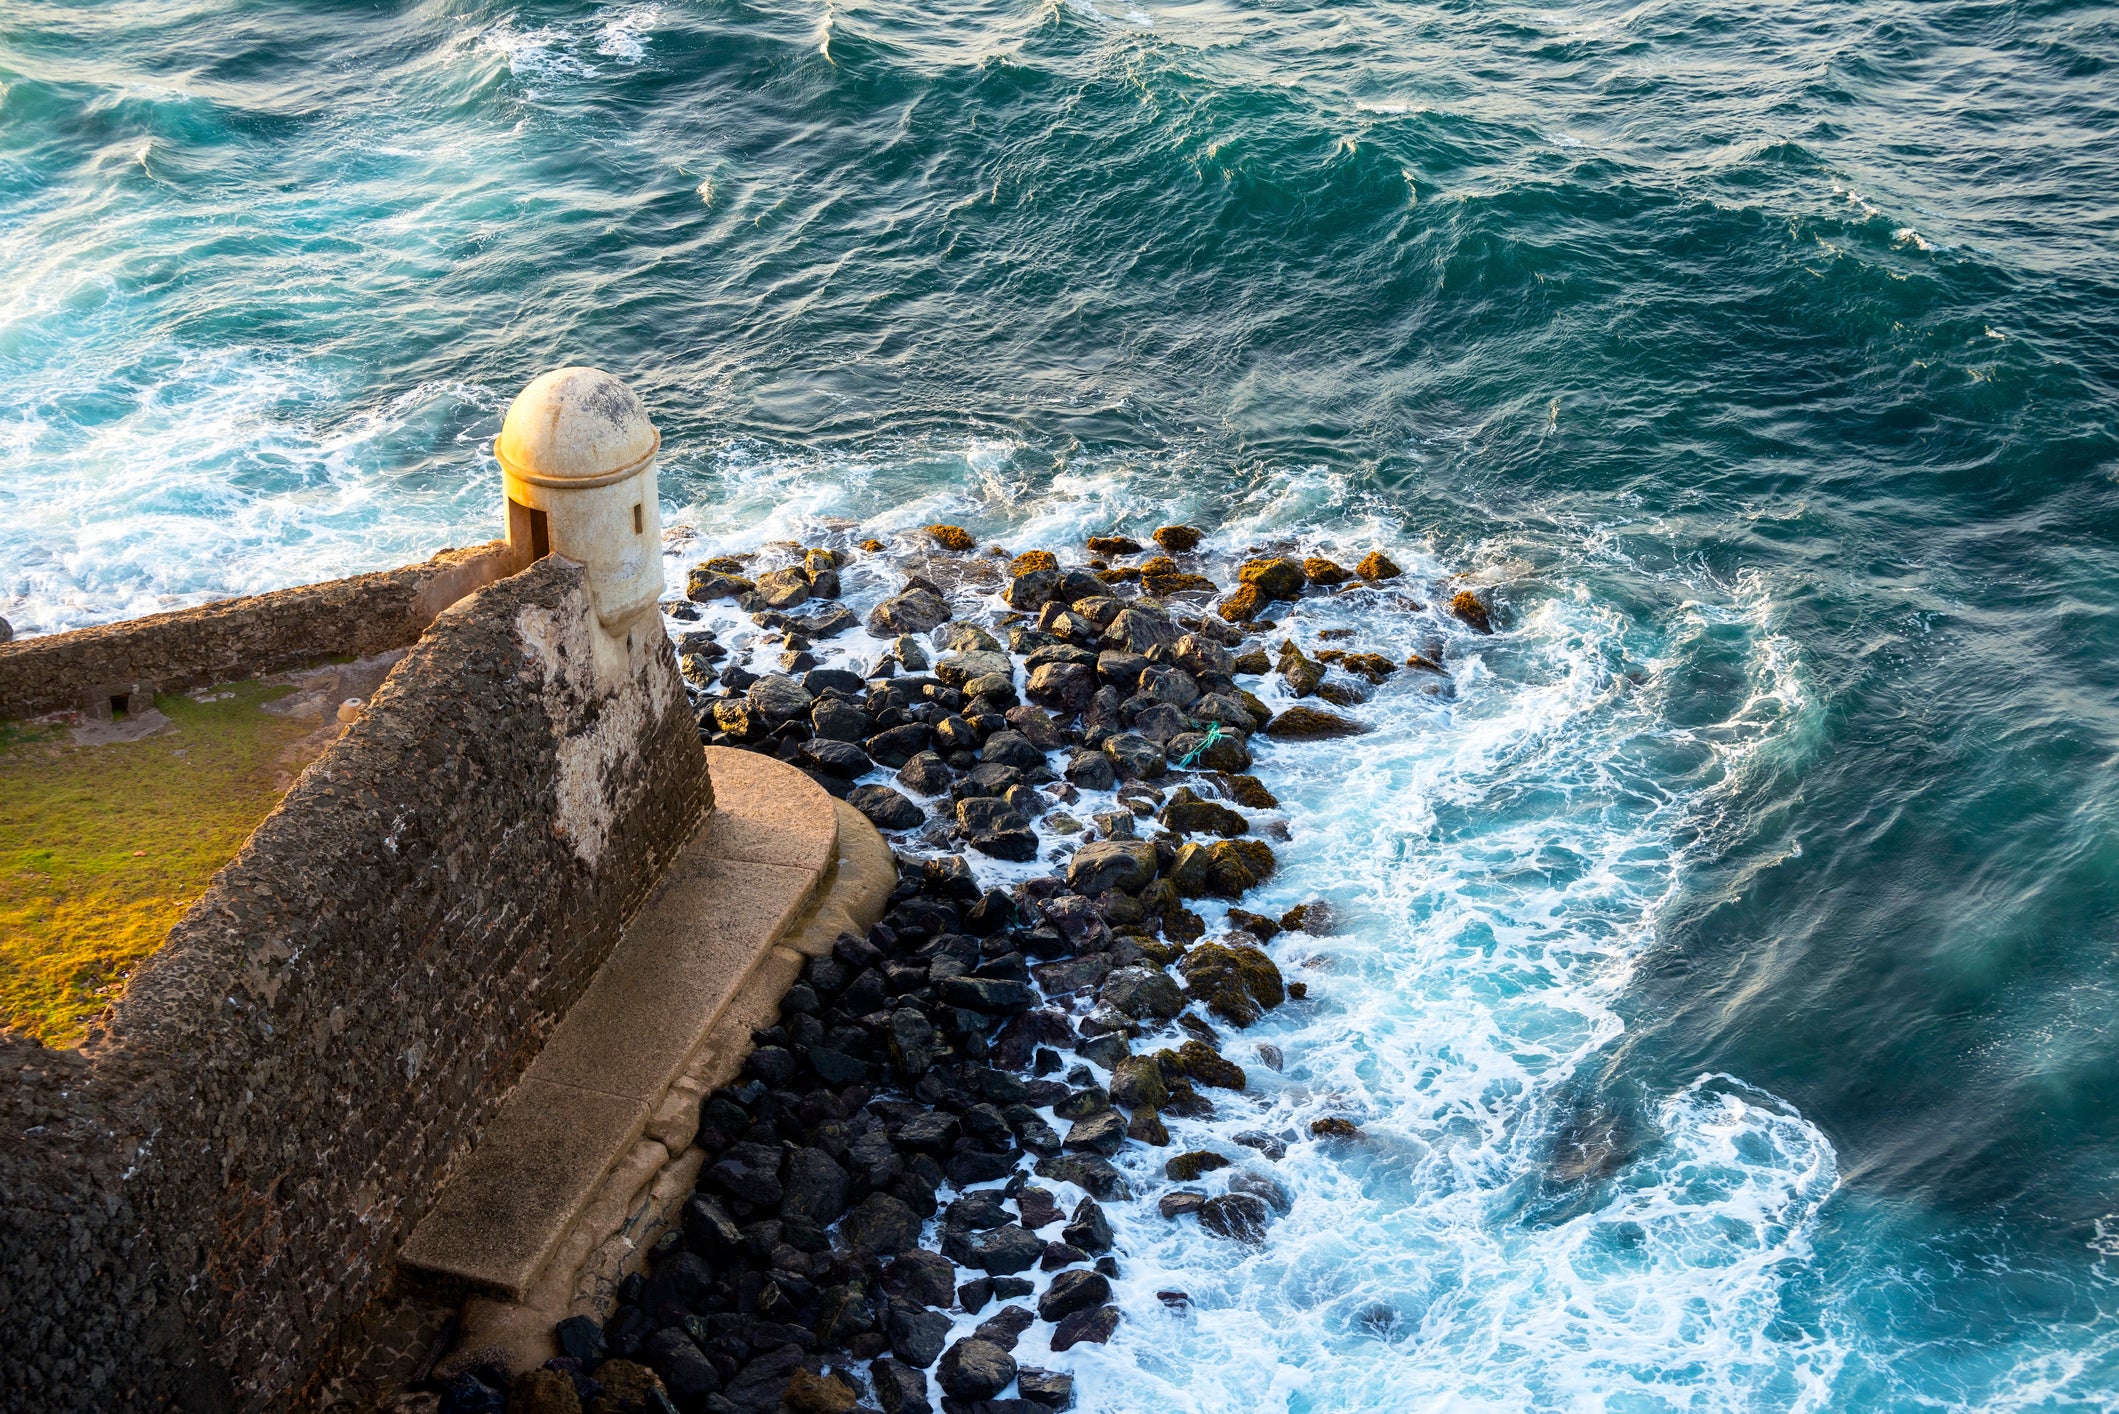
[{"x1": 434, "y1": 782, "x2": 897, "y2": 1379}]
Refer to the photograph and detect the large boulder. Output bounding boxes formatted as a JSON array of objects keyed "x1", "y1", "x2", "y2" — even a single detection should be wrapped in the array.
[
  {"x1": 842, "y1": 1192, "x2": 923, "y2": 1254},
  {"x1": 1238, "y1": 557, "x2": 1306, "y2": 602},
  {"x1": 937, "y1": 650, "x2": 1013, "y2": 690},
  {"x1": 1100, "y1": 965, "x2": 1183, "y2": 1020},
  {"x1": 1102, "y1": 732, "x2": 1166, "y2": 781},
  {"x1": 1026, "y1": 661, "x2": 1098, "y2": 715},
  {"x1": 1263, "y1": 705, "x2": 1367, "y2": 740},
  {"x1": 1104, "y1": 607, "x2": 1180, "y2": 655},
  {"x1": 746, "y1": 674, "x2": 814, "y2": 724},
  {"x1": 867, "y1": 587, "x2": 951, "y2": 636},
  {"x1": 1066, "y1": 839, "x2": 1158, "y2": 895},
  {"x1": 848, "y1": 784, "x2": 925, "y2": 831},
  {"x1": 936, "y1": 1339, "x2": 1017, "y2": 1401},
  {"x1": 1449, "y1": 589, "x2": 1494, "y2": 633},
  {"x1": 957, "y1": 797, "x2": 1037, "y2": 861},
  {"x1": 1039, "y1": 1269, "x2": 1111, "y2": 1323}
]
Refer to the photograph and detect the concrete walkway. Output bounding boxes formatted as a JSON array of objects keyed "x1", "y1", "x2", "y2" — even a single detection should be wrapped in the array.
[{"x1": 400, "y1": 747, "x2": 894, "y2": 1307}]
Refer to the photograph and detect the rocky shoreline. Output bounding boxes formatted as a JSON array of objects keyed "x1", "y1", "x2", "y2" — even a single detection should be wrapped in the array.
[{"x1": 431, "y1": 525, "x2": 1491, "y2": 1414}]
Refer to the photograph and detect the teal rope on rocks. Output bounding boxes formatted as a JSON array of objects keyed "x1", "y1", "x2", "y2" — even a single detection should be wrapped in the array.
[{"x1": 1176, "y1": 722, "x2": 1226, "y2": 769}]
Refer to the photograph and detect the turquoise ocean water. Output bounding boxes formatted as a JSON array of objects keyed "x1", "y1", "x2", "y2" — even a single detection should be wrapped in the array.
[{"x1": 5, "y1": 1, "x2": 2119, "y2": 1407}]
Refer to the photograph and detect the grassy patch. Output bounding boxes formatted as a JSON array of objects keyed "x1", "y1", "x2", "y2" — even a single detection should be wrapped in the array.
[{"x1": 0, "y1": 683, "x2": 316, "y2": 1046}]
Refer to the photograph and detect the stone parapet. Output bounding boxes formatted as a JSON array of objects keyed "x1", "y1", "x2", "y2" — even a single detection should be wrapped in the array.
[{"x1": 0, "y1": 541, "x2": 518, "y2": 720}]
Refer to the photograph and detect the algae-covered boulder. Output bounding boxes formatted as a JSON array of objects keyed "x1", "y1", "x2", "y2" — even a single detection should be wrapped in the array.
[
  {"x1": 1356, "y1": 550, "x2": 1401, "y2": 581},
  {"x1": 1238, "y1": 557, "x2": 1307, "y2": 603},
  {"x1": 926, "y1": 524, "x2": 976, "y2": 551},
  {"x1": 1153, "y1": 524, "x2": 1203, "y2": 552},
  {"x1": 1449, "y1": 589, "x2": 1494, "y2": 633},
  {"x1": 1179, "y1": 938, "x2": 1284, "y2": 1025},
  {"x1": 1263, "y1": 705, "x2": 1367, "y2": 740},
  {"x1": 1277, "y1": 640, "x2": 1325, "y2": 697},
  {"x1": 1217, "y1": 584, "x2": 1264, "y2": 623},
  {"x1": 1302, "y1": 556, "x2": 1351, "y2": 586},
  {"x1": 1204, "y1": 838, "x2": 1277, "y2": 898}
]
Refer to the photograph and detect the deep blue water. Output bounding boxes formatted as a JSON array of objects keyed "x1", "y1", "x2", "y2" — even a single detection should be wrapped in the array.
[{"x1": 5, "y1": 1, "x2": 2119, "y2": 1407}]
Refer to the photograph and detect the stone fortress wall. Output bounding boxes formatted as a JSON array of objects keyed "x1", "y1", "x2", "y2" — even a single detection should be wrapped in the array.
[{"x1": 0, "y1": 369, "x2": 799, "y2": 1411}]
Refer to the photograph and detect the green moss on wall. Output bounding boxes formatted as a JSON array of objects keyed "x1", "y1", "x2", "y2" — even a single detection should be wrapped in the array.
[{"x1": 0, "y1": 683, "x2": 320, "y2": 1046}]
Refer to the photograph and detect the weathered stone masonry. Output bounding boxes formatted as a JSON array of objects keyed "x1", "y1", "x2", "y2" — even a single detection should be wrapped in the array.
[
  {"x1": 0, "y1": 555, "x2": 711, "y2": 1412},
  {"x1": 0, "y1": 542, "x2": 516, "y2": 720}
]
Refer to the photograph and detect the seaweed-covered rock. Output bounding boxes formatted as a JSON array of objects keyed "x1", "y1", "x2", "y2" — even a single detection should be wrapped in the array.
[
  {"x1": 1174, "y1": 1038, "x2": 1248, "y2": 1090},
  {"x1": 1159, "y1": 788, "x2": 1247, "y2": 838},
  {"x1": 1205, "y1": 838, "x2": 1277, "y2": 898},
  {"x1": 1302, "y1": 556, "x2": 1351, "y2": 586},
  {"x1": 1449, "y1": 589, "x2": 1494, "y2": 633},
  {"x1": 1238, "y1": 557, "x2": 1307, "y2": 603},
  {"x1": 783, "y1": 1368, "x2": 860, "y2": 1414},
  {"x1": 755, "y1": 566, "x2": 813, "y2": 608},
  {"x1": 1217, "y1": 584, "x2": 1265, "y2": 622},
  {"x1": 1356, "y1": 550, "x2": 1401, "y2": 581},
  {"x1": 1277, "y1": 640, "x2": 1325, "y2": 697},
  {"x1": 1100, "y1": 966, "x2": 1183, "y2": 1020},
  {"x1": 926, "y1": 524, "x2": 977, "y2": 551},
  {"x1": 1262, "y1": 705, "x2": 1367, "y2": 740},
  {"x1": 1153, "y1": 525, "x2": 1203, "y2": 552}
]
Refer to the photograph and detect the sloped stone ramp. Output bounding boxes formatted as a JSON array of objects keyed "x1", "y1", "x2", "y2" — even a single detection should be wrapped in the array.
[{"x1": 399, "y1": 747, "x2": 895, "y2": 1368}]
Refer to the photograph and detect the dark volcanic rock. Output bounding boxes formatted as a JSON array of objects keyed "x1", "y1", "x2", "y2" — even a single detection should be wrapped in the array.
[
  {"x1": 1049, "y1": 1304, "x2": 1121, "y2": 1351},
  {"x1": 870, "y1": 1359, "x2": 930, "y2": 1414},
  {"x1": 866, "y1": 722, "x2": 934, "y2": 766},
  {"x1": 957, "y1": 797, "x2": 1038, "y2": 861},
  {"x1": 1101, "y1": 732, "x2": 1166, "y2": 780},
  {"x1": 1199, "y1": 1192, "x2": 1272, "y2": 1244},
  {"x1": 1018, "y1": 1367, "x2": 1076, "y2": 1410},
  {"x1": 937, "y1": 1338, "x2": 1018, "y2": 1401},
  {"x1": 842, "y1": 1192, "x2": 922, "y2": 1254},
  {"x1": 947, "y1": 1222, "x2": 1047, "y2": 1275},
  {"x1": 884, "y1": 1248, "x2": 959, "y2": 1308},
  {"x1": 848, "y1": 784, "x2": 926, "y2": 830},
  {"x1": 780, "y1": 1146, "x2": 852, "y2": 1226},
  {"x1": 1038, "y1": 1268, "x2": 1112, "y2": 1322},
  {"x1": 973, "y1": 1303, "x2": 1037, "y2": 1351},
  {"x1": 889, "y1": 1303, "x2": 952, "y2": 1367},
  {"x1": 898, "y1": 750, "x2": 954, "y2": 795}
]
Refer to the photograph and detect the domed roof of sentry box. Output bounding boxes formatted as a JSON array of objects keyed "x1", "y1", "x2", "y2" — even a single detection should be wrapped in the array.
[{"x1": 494, "y1": 367, "x2": 660, "y2": 488}]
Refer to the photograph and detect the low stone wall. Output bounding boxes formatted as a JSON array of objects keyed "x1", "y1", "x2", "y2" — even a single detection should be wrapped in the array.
[
  {"x1": 0, "y1": 555, "x2": 711, "y2": 1411},
  {"x1": 0, "y1": 542, "x2": 518, "y2": 719}
]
